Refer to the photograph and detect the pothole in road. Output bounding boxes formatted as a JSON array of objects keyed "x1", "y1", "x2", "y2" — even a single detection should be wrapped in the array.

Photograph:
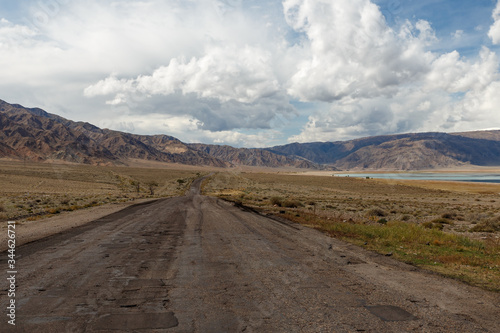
[{"x1": 365, "y1": 305, "x2": 417, "y2": 322}]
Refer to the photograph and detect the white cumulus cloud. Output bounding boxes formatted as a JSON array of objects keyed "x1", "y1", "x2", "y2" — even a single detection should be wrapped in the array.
[
  {"x1": 85, "y1": 45, "x2": 280, "y2": 104},
  {"x1": 283, "y1": 0, "x2": 435, "y2": 102},
  {"x1": 489, "y1": 0, "x2": 500, "y2": 44},
  {"x1": 286, "y1": 0, "x2": 500, "y2": 143},
  {"x1": 83, "y1": 44, "x2": 295, "y2": 133},
  {"x1": 2, "y1": 0, "x2": 500, "y2": 147}
]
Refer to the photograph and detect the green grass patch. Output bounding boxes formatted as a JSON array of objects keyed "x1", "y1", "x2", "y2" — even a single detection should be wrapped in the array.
[{"x1": 286, "y1": 213, "x2": 500, "y2": 291}]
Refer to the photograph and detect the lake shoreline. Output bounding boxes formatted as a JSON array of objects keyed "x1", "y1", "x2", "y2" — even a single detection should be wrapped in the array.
[{"x1": 331, "y1": 172, "x2": 500, "y2": 184}]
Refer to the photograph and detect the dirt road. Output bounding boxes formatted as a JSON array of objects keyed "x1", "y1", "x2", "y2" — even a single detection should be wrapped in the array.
[{"x1": 1, "y1": 178, "x2": 499, "y2": 332}]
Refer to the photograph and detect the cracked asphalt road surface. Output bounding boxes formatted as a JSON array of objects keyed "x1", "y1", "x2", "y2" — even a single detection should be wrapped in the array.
[{"x1": 1, "y1": 177, "x2": 499, "y2": 332}]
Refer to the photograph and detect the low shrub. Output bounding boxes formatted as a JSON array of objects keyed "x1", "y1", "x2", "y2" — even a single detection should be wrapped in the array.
[
  {"x1": 441, "y1": 212, "x2": 457, "y2": 219},
  {"x1": 366, "y1": 208, "x2": 387, "y2": 217},
  {"x1": 432, "y1": 218, "x2": 453, "y2": 225},
  {"x1": 469, "y1": 216, "x2": 500, "y2": 233},
  {"x1": 282, "y1": 200, "x2": 302, "y2": 208},
  {"x1": 422, "y1": 221, "x2": 444, "y2": 230},
  {"x1": 270, "y1": 197, "x2": 283, "y2": 207},
  {"x1": 48, "y1": 208, "x2": 61, "y2": 214}
]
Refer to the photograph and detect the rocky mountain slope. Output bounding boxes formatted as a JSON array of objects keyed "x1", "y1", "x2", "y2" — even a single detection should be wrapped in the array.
[
  {"x1": 0, "y1": 100, "x2": 320, "y2": 168},
  {"x1": 1, "y1": 99, "x2": 500, "y2": 170},
  {"x1": 267, "y1": 132, "x2": 500, "y2": 170},
  {"x1": 451, "y1": 130, "x2": 500, "y2": 141},
  {"x1": 0, "y1": 100, "x2": 226, "y2": 167},
  {"x1": 188, "y1": 144, "x2": 322, "y2": 169}
]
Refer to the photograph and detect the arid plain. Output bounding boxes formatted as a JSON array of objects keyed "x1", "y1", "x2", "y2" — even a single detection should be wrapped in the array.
[
  {"x1": 204, "y1": 170, "x2": 500, "y2": 291},
  {"x1": 1, "y1": 160, "x2": 499, "y2": 292}
]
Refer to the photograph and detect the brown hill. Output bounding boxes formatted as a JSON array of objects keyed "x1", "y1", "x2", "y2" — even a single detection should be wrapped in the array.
[
  {"x1": 2, "y1": 99, "x2": 499, "y2": 170},
  {"x1": 0, "y1": 103, "x2": 115, "y2": 164},
  {"x1": 269, "y1": 132, "x2": 500, "y2": 170},
  {"x1": 0, "y1": 100, "x2": 226, "y2": 167},
  {"x1": 0, "y1": 141, "x2": 18, "y2": 158},
  {"x1": 332, "y1": 137, "x2": 465, "y2": 170},
  {"x1": 451, "y1": 130, "x2": 500, "y2": 141},
  {"x1": 0, "y1": 99, "x2": 321, "y2": 169},
  {"x1": 188, "y1": 144, "x2": 325, "y2": 169}
]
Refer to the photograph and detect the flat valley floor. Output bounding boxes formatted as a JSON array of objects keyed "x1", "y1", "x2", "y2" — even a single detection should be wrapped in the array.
[{"x1": 1, "y1": 177, "x2": 499, "y2": 332}]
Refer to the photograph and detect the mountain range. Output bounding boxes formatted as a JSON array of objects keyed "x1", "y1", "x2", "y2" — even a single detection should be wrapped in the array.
[{"x1": 1, "y1": 99, "x2": 500, "y2": 170}]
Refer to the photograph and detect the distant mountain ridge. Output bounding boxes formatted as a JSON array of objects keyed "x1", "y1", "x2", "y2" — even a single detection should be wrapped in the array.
[
  {"x1": 266, "y1": 132, "x2": 500, "y2": 170},
  {"x1": 188, "y1": 144, "x2": 320, "y2": 169},
  {"x1": 0, "y1": 100, "x2": 226, "y2": 167},
  {"x1": 1, "y1": 99, "x2": 500, "y2": 170},
  {"x1": 0, "y1": 100, "x2": 320, "y2": 168}
]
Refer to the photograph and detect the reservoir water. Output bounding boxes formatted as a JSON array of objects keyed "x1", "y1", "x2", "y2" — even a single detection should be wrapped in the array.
[{"x1": 334, "y1": 173, "x2": 500, "y2": 184}]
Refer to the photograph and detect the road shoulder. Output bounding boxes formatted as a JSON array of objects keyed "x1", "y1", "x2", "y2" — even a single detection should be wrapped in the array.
[{"x1": 0, "y1": 198, "x2": 157, "y2": 252}]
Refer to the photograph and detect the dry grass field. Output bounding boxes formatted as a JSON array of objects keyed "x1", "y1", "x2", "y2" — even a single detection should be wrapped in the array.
[
  {"x1": 0, "y1": 160, "x2": 204, "y2": 222},
  {"x1": 2, "y1": 160, "x2": 498, "y2": 291},
  {"x1": 203, "y1": 171, "x2": 500, "y2": 291}
]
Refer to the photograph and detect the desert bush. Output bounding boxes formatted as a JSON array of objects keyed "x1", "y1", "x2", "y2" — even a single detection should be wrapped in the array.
[
  {"x1": 48, "y1": 208, "x2": 61, "y2": 214},
  {"x1": 0, "y1": 204, "x2": 5, "y2": 212},
  {"x1": 147, "y1": 181, "x2": 159, "y2": 195},
  {"x1": 130, "y1": 180, "x2": 141, "y2": 193},
  {"x1": 431, "y1": 218, "x2": 453, "y2": 225},
  {"x1": 366, "y1": 208, "x2": 387, "y2": 217},
  {"x1": 467, "y1": 212, "x2": 490, "y2": 224},
  {"x1": 270, "y1": 197, "x2": 283, "y2": 207},
  {"x1": 433, "y1": 223, "x2": 444, "y2": 231},
  {"x1": 469, "y1": 216, "x2": 500, "y2": 233},
  {"x1": 422, "y1": 221, "x2": 444, "y2": 230},
  {"x1": 377, "y1": 218, "x2": 388, "y2": 224},
  {"x1": 441, "y1": 212, "x2": 457, "y2": 219},
  {"x1": 282, "y1": 200, "x2": 302, "y2": 208}
]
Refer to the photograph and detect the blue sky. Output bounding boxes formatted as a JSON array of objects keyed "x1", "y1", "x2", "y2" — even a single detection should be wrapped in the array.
[
  {"x1": 376, "y1": 1, "x2": 497, "y2": 53},
  {"x1": 1, "y1": 0, "x2": 500, "y2": 147}
]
